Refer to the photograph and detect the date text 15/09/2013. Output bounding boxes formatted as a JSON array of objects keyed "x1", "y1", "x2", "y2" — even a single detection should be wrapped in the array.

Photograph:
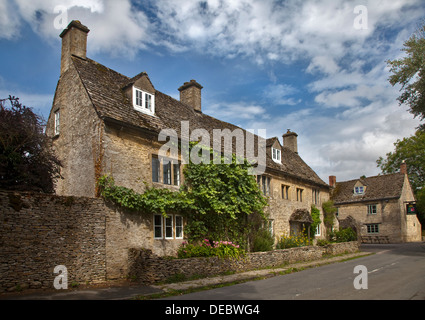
[{"x1": 165, "y1": 304, "x2": 260, "y2": 317}]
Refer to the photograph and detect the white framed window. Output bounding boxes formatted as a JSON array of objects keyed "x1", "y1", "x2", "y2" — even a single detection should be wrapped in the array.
[
  {"x1": 154, "y1": 215, "x2": 163, "y2": 239},
  {"x1": 175, "y1": 215, "x2": 184, "y2": 239},
  {"x1": 272, "y1": 148, "x2": 281, "y2": 163},
  {"x1": 367, "y1": 204, "x2": 377, "y2": 215},
  {"x1": 54, "y1": 110, "x2": 60, "y2": 136},
  {"x1": 154, "y1": 214, "x2": 184, "y2": 240},
  {"x1": 354, "y1": 186, "x2": 364, "y2": 195},
  {"x1": 133, "y1": 87, "x2": 155, "y2": 115}
]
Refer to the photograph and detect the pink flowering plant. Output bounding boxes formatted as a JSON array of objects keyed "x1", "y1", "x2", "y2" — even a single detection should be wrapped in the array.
[{"x1": 177, "y1": 239, "x2": 245, "y2": 260}]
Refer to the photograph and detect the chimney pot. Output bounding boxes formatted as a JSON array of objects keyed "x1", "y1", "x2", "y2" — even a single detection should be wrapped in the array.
[
  {"x1": 178, "y1": 80, "x2": 203, "y2": 112},
  {"x1": 329, "y1": 176, "x2": 336, "y2": 188}
]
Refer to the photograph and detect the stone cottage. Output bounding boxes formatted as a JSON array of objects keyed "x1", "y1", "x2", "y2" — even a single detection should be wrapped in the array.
[
  {"x1": 330, "y1": 162, "x2": 422, "y2": 243},
  {"x1": 46, "y1": 21, "x2": 330, "y2": 256}
]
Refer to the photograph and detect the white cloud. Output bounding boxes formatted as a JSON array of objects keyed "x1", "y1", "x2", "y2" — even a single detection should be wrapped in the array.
[{"x1": 4, "y1": 0, "x2": 151, "y2": 57}]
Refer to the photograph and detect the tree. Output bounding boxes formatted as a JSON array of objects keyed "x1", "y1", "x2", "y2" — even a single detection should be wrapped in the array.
[
  {"x1": 387, "y1": 23, "x2": 425, "y2": 130},
  {"x1": 0, "y1": 96, "x2": 61, "y2": 193},
  {"x1": 376, "y1": 130, "x2": 425, "y2": 191}
]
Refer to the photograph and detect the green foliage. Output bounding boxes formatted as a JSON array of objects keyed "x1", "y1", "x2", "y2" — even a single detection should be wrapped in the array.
[
  {"x1": 252, "y1": 228, "x2": 275, "y2": 252},
  {"x1": 387, "y1": 24, "x2": 425, "y2": 129},
  {"x1": 97, "y1": 175, "x2": 195, "y2": 216},
  {"x1": 329, "y1": 227, "x2": 357, "y2": 243},
  {"x1": 310, "y1": 205, "x2": 321, "y2": 237},
  {"x1": 376, "y1": 130, "x2": 425, "y2": 191},
  {"x1": 376, "y1": 130, "x2": 425, "y2": 229},
  {"x1": 177, "y1": 239, "x2": 245, "y2": 259},
  {"x1": 322, "y1": 200, "x2": 337, "y2": 231},
  {"x1": 276, "y1": 229, "x2": 311, "y2": 249}
]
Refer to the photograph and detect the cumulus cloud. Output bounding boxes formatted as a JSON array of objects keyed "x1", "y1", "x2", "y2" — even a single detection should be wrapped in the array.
[{"x1": 3, "y1": 0, "x2": 151, "y2": 57}]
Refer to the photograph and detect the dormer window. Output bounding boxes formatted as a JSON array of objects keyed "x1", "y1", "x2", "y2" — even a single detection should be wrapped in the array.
[
  {"x1": 133, "y1": 87, "x2": 155, "y2": 115},
  {"x1": 272, "y1": 148, "x2": 281, "y2": 163},
  {"x1": 354, "y1": 186, "x2": 364, "y2": 195}
]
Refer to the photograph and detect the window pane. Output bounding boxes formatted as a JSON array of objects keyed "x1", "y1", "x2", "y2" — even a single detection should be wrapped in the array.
[
  {"x1": 154, "y1": 215, "x2": 162, "y2": 239},
  {"x1": 163, "y1": 161, "x2": 171, "y2": 185},
  {"x1": 173, "y1": 162, "x2": 181, "y2": 186},
  {"x1": 145, "y1": 93, "x2": 151, "y2": 110},
  {"x1": 152, "y1": 156, "x2": 160, "y2": 183},
  {"x1": 54, "y1": 110, "x2": 60, "y2": 135},
  {"x1": 165, "y1": 216, "x2": 173, "y2": 238},
  {"x1": 175, "y1": 216, "x2": 183, "y2": 239}
]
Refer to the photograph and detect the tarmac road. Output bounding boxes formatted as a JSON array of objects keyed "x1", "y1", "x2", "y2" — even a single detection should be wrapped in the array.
[{"x1": 167, "y1": 242, "x2": 425, "y2": 300}]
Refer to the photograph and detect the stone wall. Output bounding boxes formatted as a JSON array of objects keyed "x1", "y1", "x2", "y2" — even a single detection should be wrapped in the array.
[
  {"x1": 0, "y1": 190, "x2": 108, "y2": 292},
  {"x1": 128, "y1": 241, "x2": 359, "y2": 284}
]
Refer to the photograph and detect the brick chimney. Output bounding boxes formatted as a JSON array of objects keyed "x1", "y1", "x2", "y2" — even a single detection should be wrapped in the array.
[
  {"x1": 329, "y1": 176, "x2": 336, "y2": 188},
  {"x1": 178, "y1": 80, "x2": 203, "y2": 112},
  {"x1": 400, "y1": 160, "x2": 407, "y2": 175},
  {"x1": 60, "y1": 20, "x2": 90, "y2": 75},
  {"x1": 282, "y1": 129, "x2": 298, "y2": 154}
]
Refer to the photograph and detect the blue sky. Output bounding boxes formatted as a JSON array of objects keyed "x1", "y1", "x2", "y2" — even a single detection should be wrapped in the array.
[{"x1": 1, "y1": 0, "x2": 424, "y2": 183}]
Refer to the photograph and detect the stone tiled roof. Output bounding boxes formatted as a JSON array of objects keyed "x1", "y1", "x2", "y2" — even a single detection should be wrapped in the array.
[
  {"x1": 331, "y1": 173, "x2": 405, "y2": 204},
  {"x1": 71, "y1": 55, "x2": 328, "y2": 188}
]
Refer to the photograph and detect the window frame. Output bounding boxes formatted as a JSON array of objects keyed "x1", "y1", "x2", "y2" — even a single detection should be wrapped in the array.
[
  {"x1": 367, "y1": 204, "x2": 377, "y2": 215},
  {"x1": 165, "y1": 215, "x2": 174, "y2": 239},
  {"x1": 154, "y1": 214, "x2": 163, "y2": 239},
  {"x1": 296, "y1": 188, "x2": 303, "y2": 202},
  {"x1": 154, "y1": 214, "x2": 184, "y2": 240},
  {"x1": 133, "y1": 87, "x2": 155, "y2": 115},
  {"x1": 272, "y1": 147, "x2": 281, "y2": 163},
  {"x1": 281, "y1": 185, "x2": 290, "y2": 200},
  {"x1": 54, "y1": 110, "x2": 60, "y2": 136},
  {"x1": 354, "y1": 186, "x2": 364, "y2": 195},
  {"x1": 175, "y1": 215, "x2": 184, "y2": 239},
  {"x1": 367, "y1": 224, "x2": 379, "y2": 234}
]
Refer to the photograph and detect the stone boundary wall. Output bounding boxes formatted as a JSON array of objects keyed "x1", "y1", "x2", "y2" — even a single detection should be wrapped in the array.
[
  {"x1": 128, "y1": 241, "x2": 360, "y2": 284},
  {"x1": 0, "y1": 190, "x2": 107, "y2": 292}
]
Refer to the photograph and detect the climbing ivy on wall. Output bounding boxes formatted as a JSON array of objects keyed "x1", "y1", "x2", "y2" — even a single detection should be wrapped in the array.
[
  {"x1": 310, "y1": 205, "x2": 321, "y2": 237},
  {"x1": 97, "y1": 142, "x2": 268, "y2": 249}
]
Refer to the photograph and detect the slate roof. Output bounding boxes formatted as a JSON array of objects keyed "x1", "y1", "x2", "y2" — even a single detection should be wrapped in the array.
[
  {"x1": 331, "y1": 173, "x2": 406, "y2": 205},
  {"x1": 71, "y1": 55, "x2": 328, "y2": 188}
]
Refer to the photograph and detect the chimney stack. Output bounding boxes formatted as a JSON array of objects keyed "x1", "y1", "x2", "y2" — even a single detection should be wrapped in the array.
[
  {"x1": 329, "y1": 176, "x2": 336, "y2": 188},
  {"x1": 178, "y1": 80, "x2": 203, "y2": 112},
  {"x1": 60, "y1": 20, "x2": 90, "y2": 75},
  {"x1": 400, "y1": 160, "x2": 407, "y2": 175},
  {"x1": 282, "y1": 129, "x2": 298, "y2": 154}
]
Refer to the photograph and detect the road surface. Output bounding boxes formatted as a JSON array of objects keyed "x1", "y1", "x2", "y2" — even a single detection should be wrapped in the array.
[{"x1": 167, "y1": 242, "x2": 425, "y2": 300}]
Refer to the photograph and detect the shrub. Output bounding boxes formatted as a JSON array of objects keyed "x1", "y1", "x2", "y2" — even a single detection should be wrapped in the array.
[
  {"x1": 252, "y1": 228, "x2": 275, "y2": 252},
  {"x1": 330, "y1": 227, "x2": 357, "y2": 243},
  {"x1": 177, "y1": 239, "x2": 245, "y2": 259},
  {"x1": 276, "y1": 232, "x2": 311, "y2": 249}
]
